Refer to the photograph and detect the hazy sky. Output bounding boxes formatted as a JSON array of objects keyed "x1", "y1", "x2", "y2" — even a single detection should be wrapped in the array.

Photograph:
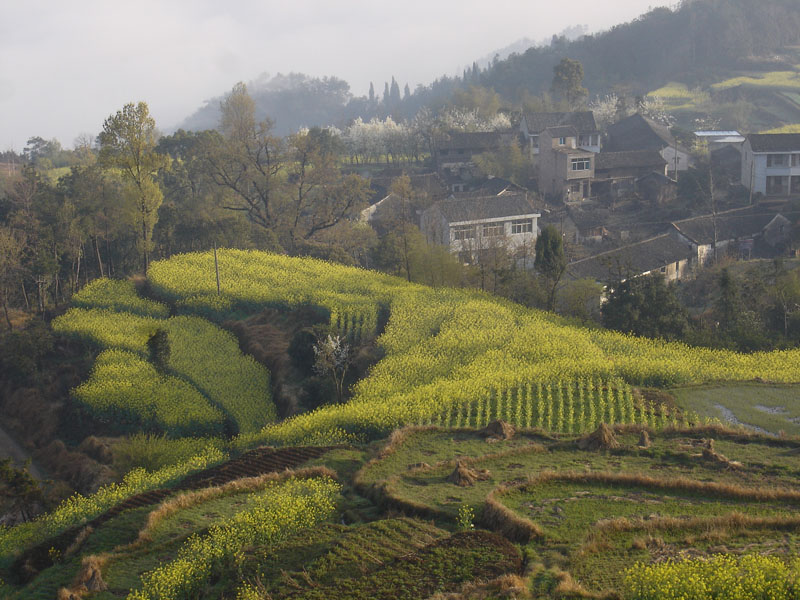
[{"x1": 1, "y1": 0, "x2": 670, "y2": 151}]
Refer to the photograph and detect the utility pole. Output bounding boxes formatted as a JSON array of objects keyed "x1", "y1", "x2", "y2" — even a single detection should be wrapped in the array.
[
  {"x1": 213, "y1": 243, "x2": 221, "y2": 295},
  {"x1": 673, "y1": 136, "x2": 679, "y2": 183},
  {"x1": 710, "y1": 162, "x2": 717, "y2": 263}
]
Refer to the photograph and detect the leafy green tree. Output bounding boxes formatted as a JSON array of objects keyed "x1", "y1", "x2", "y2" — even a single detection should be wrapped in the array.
[
  {"x1": 147, "y1": 328, "x2": 171, "y2": 375},
  {"x1": 0, "y1": 226, "x2": 25, "y2": 329},
  {"x1": 535, "y1": 225, "x2": 567, "y2": 311},
  {"x1": 557, "y1": 278, "x2": 603, "y2": 323},
  {"x1": 602, "y1": 274, "x2": 688, "y2": 340},
  {"x1": 551, "y1": 58, "x2": 588, "y2": 107},
  {"x1": 98, "y1": 102, "x2": 170, "y2": 272},
  {"x1": 0, "y1": 458, "x2": 43, "y2": 522}
]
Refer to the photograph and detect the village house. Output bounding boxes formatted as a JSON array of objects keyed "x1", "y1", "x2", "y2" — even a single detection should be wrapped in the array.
[
  {"x1": 538, "y1": 126, "x2": 595, "y2": 202},
  {"x1": 592, "y1": 150, "x2": 668, "y2": 203},
  {"x1": 519, "y1": 111, "x2": 601, "y2": 157},
  {"x1": 605, "y1": 114, "x2": 693, "y2": 176},
  {"x1": 693, "y1": 130, "x2": 745, "y2": 152},
  {"x1": 635, "y1": 171, "x2": 678, "y2": 206},
  {"x1": 566, "y1": 233, "x2": 694, "y2": 285},
  {"x1": 421, "y1": 193, "x2": 540, "y2": 264},
  {"x1": 741, "y1": 133, "x2": 800, "y2": 197},
  {"x1": 670, "y1": 206, "x2": 791, "y2": 265}
]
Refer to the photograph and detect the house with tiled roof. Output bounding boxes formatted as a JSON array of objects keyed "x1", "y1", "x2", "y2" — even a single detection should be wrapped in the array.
[
  {"x1": 605, "y1": 114, "x2": 693, "y2": 176},
  {"x1": 434, "y1": 132, "x2": 503, "y2": 170},
  {"x1": 538, "y1": 127, "x2": 595, "y2": 202},
  {"x1": 741, "y1": 133, "x2": 800, "y2": 196},
  {"x1": 593, "y1": 150, "x2": 668, "y2": 203},
  {"x1": 520, "y1": 111, "x2": 600, "y2": 156},
  {"x1": 421, "y1": 193, "x2": 540, "y2": 263},
  {"x1": 566, "y1": 234, "x2": 693, "y2": 284},
  {"x1": 670, "y1": 206, "x2": 791, "y2": 265}
]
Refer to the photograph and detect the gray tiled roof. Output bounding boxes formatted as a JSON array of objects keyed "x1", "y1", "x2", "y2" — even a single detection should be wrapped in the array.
[
  {"x1": 543, "y1": 125, "x2": 578, "y2": 138},
  {"x1": 605, "y1": 114, "x2": 687, "y2": 153},
  {"x1": 595, "y1": 150, "x2": 667, "y2": 170},
  {"x1": 747, "y1": 133, "x2": 800, "y2": 153},
  {"x1": 437, "y1": 131, "x2": 502, "y2": 151},
  {"x1": 671, "y1": 207, "x2": 782, "y2": 245},
  {"x1": 434, "y1": 193, "x2": 537, "y2": 223},
  {"x1": 567, "y1": 234, "x2": 692, "y2": 283},
  {"x1": 523, "y1": 111, "x2": 598, "y2": 134}
]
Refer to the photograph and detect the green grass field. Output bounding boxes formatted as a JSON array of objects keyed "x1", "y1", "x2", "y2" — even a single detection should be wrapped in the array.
[
  {"x1": 713, "y1": 70, "x2": 800, "y2": 92},
  {"x1": 671, "y1": 384, "x2": 800, "y2": 436}
]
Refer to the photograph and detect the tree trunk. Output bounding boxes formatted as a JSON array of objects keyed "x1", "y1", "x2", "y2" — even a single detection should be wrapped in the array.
[
  {"x1": 94, "y1": 236, "x2": 105, "y2": 278},
  {"x1": 2, "y1": 296, "x2": 12, "y2": 331}
]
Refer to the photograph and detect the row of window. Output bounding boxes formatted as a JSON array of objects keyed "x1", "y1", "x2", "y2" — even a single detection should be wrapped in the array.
[
  {"x1": 766, "y1": 175, "x2": 800, "y2": 195},
  {"x1": 453, "y1": 219, "x2": 534, "y2": 240},
  {"x1": 766, "y1": 154, "x2": 800, "y2": 167}
]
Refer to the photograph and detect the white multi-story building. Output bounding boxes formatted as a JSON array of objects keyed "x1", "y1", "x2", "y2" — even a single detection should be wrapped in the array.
[
  {"x1": 421, "y1": 193, "x2": 540, "y2": 265},
  {"x1": 741, "y1": 133, "x2": 800, "y2": 196}
]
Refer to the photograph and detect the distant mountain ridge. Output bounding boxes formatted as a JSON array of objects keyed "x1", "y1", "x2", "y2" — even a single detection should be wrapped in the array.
[{"x1": 176, "y1": 0, "x2": 800, "y2": 134}]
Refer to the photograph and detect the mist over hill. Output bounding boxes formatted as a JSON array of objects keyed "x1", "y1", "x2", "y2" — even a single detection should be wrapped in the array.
[{"x1": 176, "y1": 0, "x2": 800, "y2": 135}]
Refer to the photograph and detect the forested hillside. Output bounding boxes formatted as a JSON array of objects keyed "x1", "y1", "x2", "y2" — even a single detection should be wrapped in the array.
[{"x1": 177, "y1": 0, "x2": 800, "y2": 134}]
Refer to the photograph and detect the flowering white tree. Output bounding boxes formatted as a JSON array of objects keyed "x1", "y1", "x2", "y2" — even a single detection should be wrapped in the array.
[
  {"x1": 313, "y1": 334, "x2": 352, "y2": 403},
  {"x1": 588, "y1": 94, "x2": 622, "y2": 131},
  {"x1": 437, "y1": 108, "x2": 511, "y2": 132}
]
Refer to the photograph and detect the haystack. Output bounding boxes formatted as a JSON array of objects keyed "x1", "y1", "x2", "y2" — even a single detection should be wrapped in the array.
[
  {"x1": 638, "y1": 430, "x2": 651, "y2": 448},
  {"x1": 701, "y1": 439, "x2": 742, "y2": 469},
  {"x1": 447, "y1": 461, "x2": 491, "y2": 487},
  {"x1": 578, "y1": 423, "x2": 620, "y2": 451},
  {"x1": 481, "y1": 420, "x2": 515, "y2": 442}
]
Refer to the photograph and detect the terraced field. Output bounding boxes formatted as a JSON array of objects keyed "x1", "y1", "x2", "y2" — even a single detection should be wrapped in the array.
[{"x1": 356, "y1": 423, "x2": 800, "y2": 597}]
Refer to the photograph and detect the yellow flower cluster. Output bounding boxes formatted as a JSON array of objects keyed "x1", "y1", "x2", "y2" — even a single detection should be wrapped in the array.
[
  {"x1": 72, "y1": 278, "x2": 170, "y2": 318},
  {"x1": 624, "y1": 554, "x2": 800, "y2": 599},
  {"x1": 127, "y1": 476, "x2": 340, "y2": 600}
]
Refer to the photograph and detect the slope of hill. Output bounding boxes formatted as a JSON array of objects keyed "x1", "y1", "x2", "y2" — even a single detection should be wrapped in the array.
[{"x1": 5, "y1": 250, "x2": 800, "y2": 597}]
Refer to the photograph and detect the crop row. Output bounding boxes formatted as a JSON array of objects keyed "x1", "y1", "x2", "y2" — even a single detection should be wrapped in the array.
[{"x1": 424, "y1": 379, "x2": 688, "y2": 433}]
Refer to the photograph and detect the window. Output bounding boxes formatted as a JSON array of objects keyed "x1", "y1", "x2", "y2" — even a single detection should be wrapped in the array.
[
  {"x1": 767, "y1": 154, "x2": 789, "y2": 167},
  {"x1": 511, "y1": 219, "x2": 533, "y2": 234},
  {"x1": 570, "y1": 182, "x2": 581, "y2": 193},
  {"x1": 482, "y1": 222, "x2": 504, "y2": 237},
  {"x1": 571, "y1": 157, "x2": 590, "y2": 171},
  {"x1": 532, "y1": 136, "x2": 539, "y2": 149},
  {"x1": 558, "y1": 137, "x2": 566, "y2": 145},
  {"x1": 767, "y1": 176, "x2": 789, "y2": 195},
  {"x1": 453, "y1": 225, "x2": 475, "y2": 240},
  {"x1": 793, "y1": 154, "x2": 800, "y2": 167}
]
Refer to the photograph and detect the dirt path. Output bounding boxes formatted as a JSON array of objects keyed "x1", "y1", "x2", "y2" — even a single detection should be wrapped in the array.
[{"x1": 0, "y1": 423, "x2": 46, "y2": 480}]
